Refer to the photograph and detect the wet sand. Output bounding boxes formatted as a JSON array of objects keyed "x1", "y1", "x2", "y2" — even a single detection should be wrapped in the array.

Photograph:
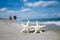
[{"x1": 0, "y1": 20, "x2": 60, "y2": 40}]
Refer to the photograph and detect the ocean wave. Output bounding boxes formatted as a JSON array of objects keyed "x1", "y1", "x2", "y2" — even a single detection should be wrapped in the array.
[{"x1": 41, "y1": 21, "x2": 60, "y2": 26}]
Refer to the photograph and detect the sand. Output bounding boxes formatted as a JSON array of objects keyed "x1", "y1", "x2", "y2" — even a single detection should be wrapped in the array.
[{"x1": 0, "y1": 20, "x2": 60, "y2": 40}]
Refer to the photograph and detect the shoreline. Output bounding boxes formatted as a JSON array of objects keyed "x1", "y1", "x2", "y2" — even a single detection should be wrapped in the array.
[{"x1": 0, "y1": 19, "x2": 60, "y2": 33}]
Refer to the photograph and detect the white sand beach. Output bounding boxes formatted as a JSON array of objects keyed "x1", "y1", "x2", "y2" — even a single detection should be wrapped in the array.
[{"x1": 0, "y1": 20, "x2": 60, "y2": 40}]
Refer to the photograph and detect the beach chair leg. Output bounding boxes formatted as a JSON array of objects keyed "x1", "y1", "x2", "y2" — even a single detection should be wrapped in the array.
[
  {"x1": 26, "y1": 27, "x2": 30, "y2": 33},
  {"x1": 40, "y1": 31, "x2": 43, "y2": 34},
  {"x1": 34, "y1": 31, "x2": 36, "y2": 34},
  {"x1": 21, "y1": 28, "x2": 25, "y2": 33},
  {"x1": 34, "y1": 29, "x2": 37, "y2": 34}
]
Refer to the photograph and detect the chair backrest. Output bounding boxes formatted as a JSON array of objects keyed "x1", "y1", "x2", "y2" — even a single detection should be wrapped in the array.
[
  {"x1": 36, "y1": 21, "x2": 39, "y2": 27},
  {"x1": 26, "y1": 20, "x2": 30, "y2": 27}
]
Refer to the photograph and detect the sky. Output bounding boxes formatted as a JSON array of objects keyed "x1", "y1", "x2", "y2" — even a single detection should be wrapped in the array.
[{"x1": 0, "y1": 0, "x2": 60, "y2": 19}]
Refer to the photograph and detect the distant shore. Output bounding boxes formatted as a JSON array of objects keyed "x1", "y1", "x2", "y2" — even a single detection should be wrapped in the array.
[{"x1": 0, "y1": 18, "x2": 8, "y2": 20}]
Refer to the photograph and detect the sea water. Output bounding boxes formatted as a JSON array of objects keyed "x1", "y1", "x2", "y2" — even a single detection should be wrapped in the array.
[{"x1": 16, "y1": 18, "x2": 60, "y2": 30}]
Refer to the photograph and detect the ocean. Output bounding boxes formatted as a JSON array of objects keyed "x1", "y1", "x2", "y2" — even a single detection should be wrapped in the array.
[
  {"x1": 16, "y1": 18, "x2": 60, "y2": 30},
  {"x1": 16, "y1": 18, "x2": 60, "y2": 22}
]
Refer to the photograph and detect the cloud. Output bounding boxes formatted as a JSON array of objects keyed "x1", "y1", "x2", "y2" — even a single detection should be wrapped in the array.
[
  {"x1": 0, "y1": 8, "x2": 18, "y2": 16},
  {"x1": 0, "y1": 8, "x2": 7, "y2": 11},
  {"x1": 23, "y1": 0, "x2": 27, "y2": 2},
  {"x1": 40, "y1": 14, "x2": 48, "y2": 17},
  {"x1": 0, "y1": 7, "x2": 32, "y2": 18},
  {"x1": 55, "y1": 13, "x2": 60, "y2": 16},
  {"x1": 20, "y1": 8, "x2": 32, "y2": 12},
  {"x1": 25, "y1": 1, "x2": 43, "y2": 7},
  {"x1": 51, "y1": 13, "x2": 60, "y2": 17},
  {"x1": 24, "y1": 1, "x2": 58, "y2": 7},
  {"x1": 7, "y1": 10, "x2": 18, "y2": 13},
  {"x1": 42, "y1": 1, "x2": 58, "y2": 7}
]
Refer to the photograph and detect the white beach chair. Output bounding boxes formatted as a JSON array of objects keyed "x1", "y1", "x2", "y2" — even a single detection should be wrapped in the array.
[
  {"x1": 21, "y1": 20, "x2": 46, "y2": 34},
  {"x1": 21, "y1": 20, "x2": 30, "y2": 33},
  {"x1": 34, "y1": 21, "x2": 46, "y2": 34}
]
